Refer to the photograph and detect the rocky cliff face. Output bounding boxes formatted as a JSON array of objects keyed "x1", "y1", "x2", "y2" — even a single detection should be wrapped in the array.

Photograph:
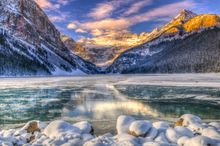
[
  {"x1": 0, "y1": 0, "x2": 98, "y2": 76},
  {"x1": 107, "y1": 11, "x2": 220, "y2": 74}
]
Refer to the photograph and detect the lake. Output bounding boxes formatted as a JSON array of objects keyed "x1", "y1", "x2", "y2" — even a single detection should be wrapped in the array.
[{"x1": 0, "y1": 74, "x2": 220, "y2": 134}]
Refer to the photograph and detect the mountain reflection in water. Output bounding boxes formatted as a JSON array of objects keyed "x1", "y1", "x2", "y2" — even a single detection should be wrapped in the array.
[{"x1": 0, "y1": 76, "x2": 220, "y2": 128}]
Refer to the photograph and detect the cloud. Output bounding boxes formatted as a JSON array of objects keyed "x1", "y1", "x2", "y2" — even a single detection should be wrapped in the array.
[
  {"x1": 88, "y1": 3, "x2": 114, "y2": 19},
  {"x1": 35, "y1": 0, "x2": 55, "y2": 9},
  {"x1": 75, "y1": 29, "x2": 87, "y2": 33},
  {"x1": 49, "y1": 16, "x2": 64, "y2": 22},
  {"x1": 35, "y1": 0, "x2": 71, "y2": 10},
  {"x1": 130, "y1": 0, "x2": 195, "y2": 23},
  {"x1": 123, "y1": 0, "x2": 153, "y2": 16},
  {"x1": 57, "y1": 0, "x2": 71, "y2": 5},
  {"x1": 88, "y1": 0, "x2": 135, "y2": 19},
  {"x1": 67, "y1": 0, "x2": 196, "y2": 41},
  {"x1": 68, "y1": 18, "x2": 131, "y2": 36},
  {"x1": 67, "y1": 23, "x2": 77, "y2": 29},
  {"x1": 91, "y1": 29, "x2": 103, "y2": 36}
]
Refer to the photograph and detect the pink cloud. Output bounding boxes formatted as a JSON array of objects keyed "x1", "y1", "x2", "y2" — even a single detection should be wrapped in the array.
[
  {"x1": 35, "y1": 0, "x2": 70, "y2": 10},
  {"x1": 130, "y1": 0, "x2": 195, "y2": 23},
  {"x1": 123, "y1": 0, "x2": 153, "y2": 16},
  {"x1": 35, "y1": 0, "x2": 54, "y2": 9},
  {"x1": 67, "y1": 0, "x2": 196, "y2": 39},
  {"x1": 88, "y1": 0, "x2": 135, "y2": 19}
]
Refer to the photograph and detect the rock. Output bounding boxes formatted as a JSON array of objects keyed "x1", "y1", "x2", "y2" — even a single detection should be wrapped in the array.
[
  {"x1": 183, "y1": 136, "x2": 217, "y2": 146},
  {"x1": 202, "y1": 127, "x2": 220, "y2": 141},
  {"x1": 180, "y1": 114, "x2": 202, "y2": 126},
  {"x1": 188, "y1": 123, "x2": 205, "y2": 133},
  {"x1": 117, "y1": 133, "x2": 140, "y2": 144},
  {"x1": 209, "y1": 122, "x2": 220, "y2": 129},
  {"x1": 27, "y1": 135, "x2": 35, "y2": 143},
  {"x1": 116, "y1": 115, "x2": 135, "y2": 134},
  {"x1": 177, "y1": 136, "x2": 190, "y2": 146},
  {"x1": 174, "y1": 126, "x2": 194, "y2": 138},
  {"x1": 129, "y1": 120, "x2": 152, "y2": 137},
  {"x1": 61, "y1": 138, "x2": 83, "y2": 146},
  {"x1": 82, "y1": 134, "x2": 94, "y2": 142},
  {"x1": 166, "y1": 126, "x2": 193, "y2": 144},
  {"x1": 116, "y1": 140, "x2": 141, "y2": 146},
  {"x1": 1, "y1": 142, "x2": 13, "y2": 146},
  {"x1": 44, "y1": 120, "x2": 82, "y2": 139},
  {"x1": 21, "y1": 121, "x2": 40, "y2": 134},
  {"x1": 145, "y1": 127, "x2": 158, "y2": 140},
  {"x1": 154, "y1": 132, "x2": 169, "y2": 143},
  {"x1": 83, "y1": 141, "x2": 105, "y2": 146},
  {"x1": 165, "y1": 128, "x2": 182, "y2": 143},
  {"x1": 84, "y1": 133, "x2": 115, "y2": 146},
  {"x1": 153, "y1": 121, "x2": 170, "y2": 132},
  {"x1": 73, "y1": 121, "x2": 94, "y2": 135},
  {"x1": 174, "y1": 118, "x2": 184, "y2": 127},
  {"x1": 143, "y1": 142, "x2": 172, "y2": 146}
]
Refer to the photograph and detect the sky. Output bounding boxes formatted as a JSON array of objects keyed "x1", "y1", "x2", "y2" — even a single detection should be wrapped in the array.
[{"x1": 35, "y1": 0, "x2": 220, "y2": 40}]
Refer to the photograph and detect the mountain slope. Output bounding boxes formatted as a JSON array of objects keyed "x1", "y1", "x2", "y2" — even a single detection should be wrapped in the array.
[
  {"x1": 0, "y1": 0, "x2": 98, "y2": 76},
  {"x1": 64, "y1": 10, "x2": 198, "y2": 68},
  {"x1": 107, "y1": 11, "x2": 220, "y2": 73},
  {"x1": 63, "y1": 32, "x2": 149, "y2": 67}
]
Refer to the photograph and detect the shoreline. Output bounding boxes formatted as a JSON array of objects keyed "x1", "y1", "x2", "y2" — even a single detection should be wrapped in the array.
[{"x1": 0, "y1": 114, "x2": 220, "y2": 146}]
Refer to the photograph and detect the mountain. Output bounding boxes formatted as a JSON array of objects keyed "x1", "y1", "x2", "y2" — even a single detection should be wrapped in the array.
[
  {"x1": 63, "y1": 10, "x2": 198, "y2": 68},
  {"x1": 63, "y1": 32, "x2": 150, "y2": 67},
  {"x1": 107, "y1": 10, "x2": 220, "y2": 73},
  {"x1": 0, "y1": 0, "x2": 98, "y2": 76}
]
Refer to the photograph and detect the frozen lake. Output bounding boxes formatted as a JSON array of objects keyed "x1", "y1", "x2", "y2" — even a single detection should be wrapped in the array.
[{"x1": 0, "y1": 74, "x2": 220, "y2": 133}]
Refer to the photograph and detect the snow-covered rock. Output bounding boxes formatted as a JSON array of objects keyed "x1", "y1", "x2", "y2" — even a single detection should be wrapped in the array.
[
  {"x1": 44, "y1": 120, "x2": 82, "y2": 139},
  {"x1": 166, "y1": 128, "x2": 182, "y2": 143},
  {"x1": 154, "y1": 132, "x2": 169, "y2": 143},
  {"x1": 143, "y1": 142, "x2": 174, "y2": 146},
  {"x1": 117, "y1": 133, "x2": 140, "y2": 144},
  {"x1": 0, "y1": 114, "x2": 219, "y2": 146},
  {"x1": 73, "y1": 121, "x2": 94, "y2": 135},
  {"x1": 145, "y1": 127, "x2": 158, "y2": 140},
  {"x1": 182, "y1": 136, "x2": 217, "y2": 146},
  {"x1": 209, "y1": 122, "x2": 220, "y2": 130},
  {"x1": 180, "y1": 114, "x2": 202, "y2": 126},
  {"x1": 201, "y1": 127, "x2": 220, "y2": 141},
  {"x1": 153, "y1": 121, "x2": 171, "y2": 132},
  {"x1": 116, "y1": 115, "x2": 135, "y2": 134},
  {"x1": 129, "y1": 120, "x2": 152, "y2": 137}
]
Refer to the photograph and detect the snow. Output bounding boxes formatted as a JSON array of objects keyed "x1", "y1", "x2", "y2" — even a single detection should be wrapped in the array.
[
  {"x1": 52, "y1": 67, "x2": 86, "y2": 76},
  {"x1": 43, "y1": 120, "x2": 82, "y2": 139},
  {"x1": 145, "y1": 127, "x2": 158, "y2": 140},
  {"x1": 73, "y1": 121, "x2": 93, "y2": 134},
  {"x1": 153, "y1": 121, "x2": 171, "y2": 133},
  {"x1": 129, "y1": 120, "x2": 152, "y2": 137},
  {"x1": 116, "y1": 115, "x2": 135, "y2": 134},
  {"x1": 201, "y1": 127, "x2": 220, "y2": 141},
  {"x1": 0, "y1": 114, "x2": 219, "y2": 145}
]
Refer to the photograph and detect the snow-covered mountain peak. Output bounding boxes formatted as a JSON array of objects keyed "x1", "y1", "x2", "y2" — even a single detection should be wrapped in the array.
[
  {"x1": 0, "y1": 0, "x2": 99, "y2": 76},
  {"x1": 175, "y1": 9, "x2": 197, "y2": 21}
]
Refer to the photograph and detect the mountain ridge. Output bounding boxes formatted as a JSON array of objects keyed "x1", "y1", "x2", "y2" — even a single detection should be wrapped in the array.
[
  {"x1": 107, "y1": 10, "x2": 220, "y2": 73},
  {"x1": 0, "y1": 0, "x2": 99, "y2": 76},
  {"x1": 64, "y1": 9, "x2": 220, "y2": 68}
]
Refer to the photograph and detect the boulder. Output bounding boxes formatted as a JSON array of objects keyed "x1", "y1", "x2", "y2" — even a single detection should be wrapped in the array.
[
  {"x1": 116, "y1": 115, "x2": 135, "y2": 134},
  {"x1": 129, "y1": 120, "x2": 152, "y2": 137},
  {"x1": 44, "y1": 120, "x2": 82, "y2": 139}
]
